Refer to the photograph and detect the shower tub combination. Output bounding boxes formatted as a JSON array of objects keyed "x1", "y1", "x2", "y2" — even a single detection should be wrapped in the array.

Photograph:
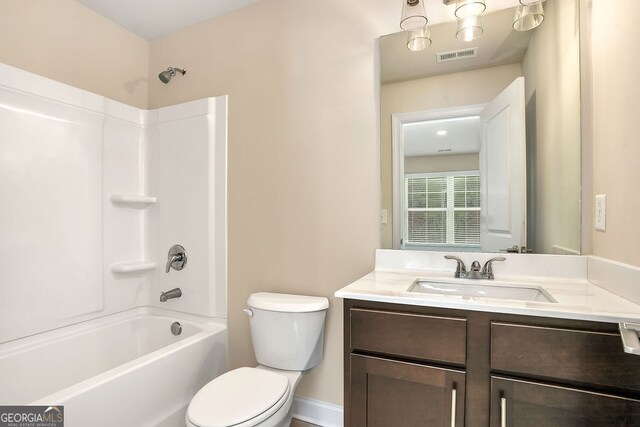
[{"x1": 0, "y1": 308, "x2": 227, "y2": 427}]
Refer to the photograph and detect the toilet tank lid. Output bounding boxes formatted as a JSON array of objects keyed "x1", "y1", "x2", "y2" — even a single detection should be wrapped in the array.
[{"x1": 248, "y1": 292, "x2": 329, "y2": 312}]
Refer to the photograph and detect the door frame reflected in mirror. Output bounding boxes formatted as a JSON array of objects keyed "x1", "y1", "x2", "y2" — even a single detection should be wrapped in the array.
[{"x1": 392, "y1": 104, "x2": 486, "y2": 249}]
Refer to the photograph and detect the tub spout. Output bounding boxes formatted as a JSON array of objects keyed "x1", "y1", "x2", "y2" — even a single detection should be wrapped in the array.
[{"x1": 160, "y1": 288, "x2": 182, "y2": 302}]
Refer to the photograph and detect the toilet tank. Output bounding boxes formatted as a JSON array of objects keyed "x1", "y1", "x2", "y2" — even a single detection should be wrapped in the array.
[{"x1": 247, "y1": 293, "x2": 329, "y2": 371}]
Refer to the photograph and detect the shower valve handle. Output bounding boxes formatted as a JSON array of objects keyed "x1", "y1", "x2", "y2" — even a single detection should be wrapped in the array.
[{"x1": 166, "y1": 244, "x2": 187, "y2": 273}]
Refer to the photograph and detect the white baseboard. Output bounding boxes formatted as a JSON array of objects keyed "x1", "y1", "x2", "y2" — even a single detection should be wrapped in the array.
[{"x1": 292, "y1": 396, "x2": 343, "y2": 427}]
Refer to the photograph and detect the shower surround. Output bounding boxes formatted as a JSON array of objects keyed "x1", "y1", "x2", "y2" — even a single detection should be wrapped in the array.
[{"x1": 0, "y1": 63, "x2": 228, "y2": 425}]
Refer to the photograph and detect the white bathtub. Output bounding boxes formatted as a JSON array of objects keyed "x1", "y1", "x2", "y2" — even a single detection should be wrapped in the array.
[{"x1": 0, "y1": 307, "x2": 227, "y2": 427}]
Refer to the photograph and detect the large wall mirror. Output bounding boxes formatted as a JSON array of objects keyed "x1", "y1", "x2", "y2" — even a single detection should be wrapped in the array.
[{"x1": 380, "y1": 0, "x2": 581, "y2": 255}]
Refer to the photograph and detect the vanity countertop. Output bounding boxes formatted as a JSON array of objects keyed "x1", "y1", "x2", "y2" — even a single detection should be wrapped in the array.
[{"x1": 335, "y1": 267, "x2": 640, "y2": 324}]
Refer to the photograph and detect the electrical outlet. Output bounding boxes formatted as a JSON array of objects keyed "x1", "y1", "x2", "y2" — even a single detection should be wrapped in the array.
[
  {"x1": 381, "y1": 209, "x2": 388, "y2": 225},
  {"x1": 595, "y1": 194, "x2": 606, "y2": 231}
]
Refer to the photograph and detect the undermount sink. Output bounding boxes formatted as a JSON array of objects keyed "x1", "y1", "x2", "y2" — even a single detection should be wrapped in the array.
[{"x1": 407, "y1": 279, "x2": 558, "y2": 303}]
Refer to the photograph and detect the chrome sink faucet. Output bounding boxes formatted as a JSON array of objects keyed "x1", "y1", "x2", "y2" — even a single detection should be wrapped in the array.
[{"x1": 444, "y1": 255, "x2": 506, "y2": 280}]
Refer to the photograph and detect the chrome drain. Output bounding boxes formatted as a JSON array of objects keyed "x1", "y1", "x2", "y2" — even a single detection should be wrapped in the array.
[{"x1": 171, "y1": 321, "x2": 182, "y2": 336}]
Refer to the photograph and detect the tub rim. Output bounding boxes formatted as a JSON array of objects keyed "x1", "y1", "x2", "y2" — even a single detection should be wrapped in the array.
[{"x1": 0, "y1": 306, "x2": 226, "y2": 405}]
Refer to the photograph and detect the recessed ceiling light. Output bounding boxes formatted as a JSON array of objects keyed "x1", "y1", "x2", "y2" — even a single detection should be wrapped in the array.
[{"x1": 437, "y1": 130, "x2": 448, "y2": 136}]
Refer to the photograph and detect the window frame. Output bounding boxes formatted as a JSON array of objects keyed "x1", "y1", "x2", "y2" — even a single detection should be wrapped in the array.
[{"x1": 403, "y1": 170, "x2": 481, "y2": 250}]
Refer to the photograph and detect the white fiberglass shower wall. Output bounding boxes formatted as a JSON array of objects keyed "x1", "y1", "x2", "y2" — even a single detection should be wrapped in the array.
[{"x1": 0, "y1": 63, "x2": 227, "y2": 344}]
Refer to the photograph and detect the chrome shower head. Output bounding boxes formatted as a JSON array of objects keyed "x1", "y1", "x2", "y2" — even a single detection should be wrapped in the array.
[{"x1": 158, "y1": 67, "x2": 186, "y2": 84}]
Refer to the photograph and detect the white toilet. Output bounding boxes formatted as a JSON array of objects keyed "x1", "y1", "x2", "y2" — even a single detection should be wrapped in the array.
[{"x1": 186, "y1": 292, "x2": 329, "y2": 427}]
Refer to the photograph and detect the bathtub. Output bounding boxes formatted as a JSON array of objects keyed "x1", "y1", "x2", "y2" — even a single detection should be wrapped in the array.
[{"x1": 0, "y1": 307, "x2": 227, "y2": 427}]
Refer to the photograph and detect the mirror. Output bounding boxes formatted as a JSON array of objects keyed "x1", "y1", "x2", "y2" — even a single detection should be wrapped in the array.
[{"x1": 380, "y1": 0, "x2": 581, "y2": 255}]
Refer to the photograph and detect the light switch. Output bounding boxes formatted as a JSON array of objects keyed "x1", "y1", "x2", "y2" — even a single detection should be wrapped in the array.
[
  {"x1": 595, "y1": 194, "x2": 606, "y2": 231},
  {"x1": 381, "y1": 209, "x2": 388, "y2": 225}
]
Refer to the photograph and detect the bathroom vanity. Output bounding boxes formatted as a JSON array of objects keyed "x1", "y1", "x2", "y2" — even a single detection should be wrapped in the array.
[{"x1": 336, "y1": 250, "x2": 640, "y2": 426}]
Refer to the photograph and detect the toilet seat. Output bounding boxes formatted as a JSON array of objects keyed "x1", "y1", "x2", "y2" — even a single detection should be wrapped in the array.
[{"x1": 187, "y1": 367, "x2": 290, "y2": 427}]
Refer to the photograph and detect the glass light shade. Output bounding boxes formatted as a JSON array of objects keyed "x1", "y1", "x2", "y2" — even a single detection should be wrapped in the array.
[
  {"x1": 406, "y1": 26, "x2": 432, "y2": 51},
  {"x1": 520, "y1": 0, "x2": 546, "y2": 5},
  {"x1": 513, "y1": 3, "x2": 545, "y2": 32},
  {"x1": 400, "y1": 0, "x2": 428, "y2": 31},
  {"x1": 454, "y1": 0, "x2": 486, "y2": 19},
  {"x1": 456, "y1": 15, "x2": 483, "y2": 42}
]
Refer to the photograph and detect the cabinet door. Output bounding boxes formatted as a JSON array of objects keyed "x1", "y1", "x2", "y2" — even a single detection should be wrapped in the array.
[
  {"x1": 350, "y1": 354, "x2": 465, "y2": 427},
  {"x1": 490, "y1": 376, "x2": 640, "y2": 426}
]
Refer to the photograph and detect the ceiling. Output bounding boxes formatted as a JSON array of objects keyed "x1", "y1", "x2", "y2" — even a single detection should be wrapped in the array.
[
  {"x1": 404, "y1": 116, "x2": 480, "y2": 157},
  {"x1": 415, "y1": 0, "x2": 522, "y2": 27},
  {"x1": 75, "y1": 0, "x2": 263, "y2": 40},
  {"x1": 381, "y1": 2, "x2": 533, "y2": 83},
  {"x1": 75, "y1": 0, "x2": 523, "y2": 42}
]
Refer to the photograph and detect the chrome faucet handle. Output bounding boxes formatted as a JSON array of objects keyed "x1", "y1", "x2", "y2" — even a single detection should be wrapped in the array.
[
  {"x1": 165, "y1": 253, "x2": 182, "y2": 273},
  {"x1": 481, "y1": 257, "x2": 506, "y2": 280},
  {"x1": 444, "y1": 255, "x2": 467, "y2": 278},
  {"x1": 166, "y1": 244, "x2": 187, "y2": 273}
]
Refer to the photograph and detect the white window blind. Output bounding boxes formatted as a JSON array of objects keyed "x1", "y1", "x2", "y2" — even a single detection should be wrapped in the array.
[{"x1": 404, "y1": 172, "x2": 480, "y2": 247}]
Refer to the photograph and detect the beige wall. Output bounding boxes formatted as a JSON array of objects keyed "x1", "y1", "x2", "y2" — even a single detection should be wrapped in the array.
[
  {"x1": 380, "y1": 63, "x2": 523, "y2": 248},
  {"x1": 588, "y1": 0, "x2": 640, "y2": 267},
  {"x1": 0, "y1": 0, "x2": 149, "y2": 108},
  {"x1": 0, "y1": 0, "x2": 389, "y2": 405},
  {"x1": 148, "y1": 0, "x2": 385, "y2": 404},
  {"x1": 4, "y1": 0, "x2": 640, "y2": 408},
  {"x1": 405, "y1": 153, "x2": 479, "y2": 174},
  {"x1": 521, "y1": 0, "x2": 581, "y2": 255}
]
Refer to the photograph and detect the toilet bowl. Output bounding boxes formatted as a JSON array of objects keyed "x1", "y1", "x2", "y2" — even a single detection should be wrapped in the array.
[
  {"x1": 186, "y1": 367, "x2": 302, "y2": 427},
  {"x1": 186, "y1": 293, "x2": 329, "y2": 427}
]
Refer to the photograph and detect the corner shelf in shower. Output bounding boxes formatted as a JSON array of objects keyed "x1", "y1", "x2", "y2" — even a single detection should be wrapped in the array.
[
  {"x1": 110, "y1": 194, "x2": 157, "y2": 208},
  {"x1": 110, "y1": 261, "x2": 157, "y2": 274}
]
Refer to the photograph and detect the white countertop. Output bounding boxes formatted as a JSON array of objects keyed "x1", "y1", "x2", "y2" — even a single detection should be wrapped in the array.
[{"x1": 335, "y1": 268, "x2": 640, "y2": 324}]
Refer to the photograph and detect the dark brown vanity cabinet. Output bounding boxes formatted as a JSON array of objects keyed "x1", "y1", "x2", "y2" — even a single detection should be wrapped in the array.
[
  {"x1": 351, "y1": 355, "x2": 465, "y2": 426},
  {"x1": 490, "y1": 376, "x2": 640, "y2": 426},
  {"x1": 344, "y1": 299, "x2": 640, "y2": 427},
  {"x1": 490, "y1": 322, "x2": 640, "y2": 426},
  {"x1": 348, "y1": 308, "x2": 467, "y2": 426}
]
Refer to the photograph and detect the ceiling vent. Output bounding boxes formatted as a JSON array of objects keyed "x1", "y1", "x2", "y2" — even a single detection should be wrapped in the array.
[{"x1": 436, "y1": 47, "x2": 479, "y2": 63}]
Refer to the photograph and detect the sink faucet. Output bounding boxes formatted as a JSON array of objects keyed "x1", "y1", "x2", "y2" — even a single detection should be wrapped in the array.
[
  {"x1": 444, "y1": 255, "x2": 506, "y2": 280},
  {"x1": 160, "y1": 287, "x2": 182, "y2": 302}
]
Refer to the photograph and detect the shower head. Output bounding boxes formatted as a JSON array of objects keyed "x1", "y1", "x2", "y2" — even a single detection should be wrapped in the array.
[{"x1": 158, "y1": 67, "x2": 186, "y2": 84}]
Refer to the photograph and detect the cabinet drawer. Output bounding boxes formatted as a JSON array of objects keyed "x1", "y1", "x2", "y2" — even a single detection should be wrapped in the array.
[
  {"x1": 350, "y1": 308, "x2": 466, "y2": 365},
  {"x1": 491, "y1": 322, "x2": 640, "y2": 392}
]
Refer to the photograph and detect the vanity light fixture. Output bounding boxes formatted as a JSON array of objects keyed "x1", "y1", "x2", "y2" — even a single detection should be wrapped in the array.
[
  {"x1": 400, "y1": 0, "x2": 428, "y2": 31},
  {"x1": 454, "y1": 0, "x2": 486, "y2": 19},
  {"x1": 456, "y1": 14, "x2": 484, "y2": 42},
  {"x1": 407, "y1": 26, "x2": 432, "y2": 51},
  {"x1": 513, "y1": 2, "x2": 545, "y2": 32}
]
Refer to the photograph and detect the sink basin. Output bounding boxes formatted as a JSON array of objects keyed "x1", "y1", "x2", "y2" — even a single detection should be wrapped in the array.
[{"x1": 407, "y1": 280, "x2": 557, "y2": 303}]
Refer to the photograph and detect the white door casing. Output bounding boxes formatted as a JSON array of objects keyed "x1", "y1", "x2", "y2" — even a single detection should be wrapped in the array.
[{"x1": 391, "y1": 105, "x2": 486, "y2": 249}]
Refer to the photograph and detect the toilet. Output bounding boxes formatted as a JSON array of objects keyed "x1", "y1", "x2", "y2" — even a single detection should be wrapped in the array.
[{"x1": 186, "y1": 292, "x2": 329, "y2": 427}]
